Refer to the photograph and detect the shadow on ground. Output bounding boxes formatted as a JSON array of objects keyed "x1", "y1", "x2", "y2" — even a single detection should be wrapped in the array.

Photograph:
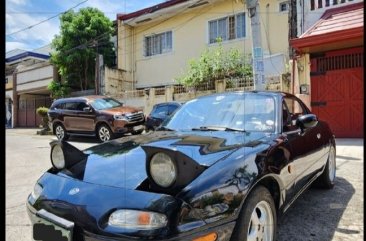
[{"x1": 276, "y1": 177, "x2": 355, "y2": 241}]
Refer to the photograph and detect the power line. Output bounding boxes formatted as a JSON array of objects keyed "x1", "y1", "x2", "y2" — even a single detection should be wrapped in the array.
[{"x1": 6, "y1": 0, "x2": 89, "y2": 37}]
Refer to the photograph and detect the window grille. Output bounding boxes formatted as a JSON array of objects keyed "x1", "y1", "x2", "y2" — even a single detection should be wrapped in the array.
[
  {"x1": 144, "y1": 31, "x2": 172, "y2": 57},
  {"x1": 209, "y1": 13, "x2": 246, "y2": 44}
]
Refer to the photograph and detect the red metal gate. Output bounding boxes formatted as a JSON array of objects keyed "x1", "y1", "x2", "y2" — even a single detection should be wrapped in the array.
[
  {"x1": 311, "y1": 47, "x2": 364, "y2": 138},
  {"x1": 18, "y1": 96, "x2": 52, "y2": 127}
]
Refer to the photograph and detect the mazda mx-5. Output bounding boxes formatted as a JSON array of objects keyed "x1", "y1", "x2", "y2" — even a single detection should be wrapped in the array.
[{"x1": 27, "y1": 91, "x2": 336, "y2": 241}]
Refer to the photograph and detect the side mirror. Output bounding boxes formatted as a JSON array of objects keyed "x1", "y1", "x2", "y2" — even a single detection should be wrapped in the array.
[
  {"x1": 83, "y1": 107, "x2": 92, "y2": 112},
  {"x1": 296, "y1": 114, "x2": 318, "y2": 132}
]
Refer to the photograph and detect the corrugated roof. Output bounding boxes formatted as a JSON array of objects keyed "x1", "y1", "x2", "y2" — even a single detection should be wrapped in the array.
[
  {"x1": 290, "y1": 2, "x2": 364, "y2": 52},
  {"x1": 301, "y1": 2, "x2": 363, "y2": 38}
]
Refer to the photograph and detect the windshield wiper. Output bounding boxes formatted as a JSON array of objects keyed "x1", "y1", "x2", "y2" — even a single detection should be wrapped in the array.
[{"x1": 191, "y1": 126, "x2": 246, "y2": 132}]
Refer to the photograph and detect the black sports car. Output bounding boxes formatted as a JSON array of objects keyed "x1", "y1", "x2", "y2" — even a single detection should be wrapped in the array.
[{"x1": 27, "y1": 91, "x2": 336, "y2": 241}]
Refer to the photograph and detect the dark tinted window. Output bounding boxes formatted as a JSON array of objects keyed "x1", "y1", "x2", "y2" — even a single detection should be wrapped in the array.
[
  {"x1": 76, "y1": 102, "x2": 88, "y2": 111},
  {"x1": 53, "y1": 103, "x2": 65, "y2": 109},
  {"x1": 151, "y1": 105, "x2": 169, "y2": 118},
  {"x1": 64, "y1": 102, "x2": 80, "y2": 111},
  {"x1": 167, "y1": 104, "x2": 179, "y2": 115}
]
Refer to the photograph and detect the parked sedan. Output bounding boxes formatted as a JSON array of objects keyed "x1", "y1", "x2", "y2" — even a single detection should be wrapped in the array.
[
  {"x1": 27, "y1": 91, "x2": 336, "y2": 241},
  {"x1": 145, "y1": 102, "x2": 182, "y2": 131}
]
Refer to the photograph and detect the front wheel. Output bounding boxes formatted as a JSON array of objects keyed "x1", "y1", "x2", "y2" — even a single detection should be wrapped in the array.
[
  {"x1": 97, "y1": 124, "x2": 113, "y2": 142},
  {"x1": 54, "y1": 124, "x2": 69, "y2": 141},
  {"x1": 231, "y1": 186, "x2": 276, "y2": 241}
]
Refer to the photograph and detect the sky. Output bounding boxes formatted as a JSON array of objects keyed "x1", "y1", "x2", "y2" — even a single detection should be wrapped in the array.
[{"x1": 5, "y1": 0, "x2": 166, "y2": 53}]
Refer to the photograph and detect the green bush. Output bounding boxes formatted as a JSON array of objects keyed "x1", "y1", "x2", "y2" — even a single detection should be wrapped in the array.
[
  {"x1": 47, "y1": 80, "x2": 70, "y2": 99},
  {"x1": 176, "y1": 38, "x2": 253, "y2": 88},
  {"x1": 36, "y1": 106, "x2": 50, "y2": 130}
]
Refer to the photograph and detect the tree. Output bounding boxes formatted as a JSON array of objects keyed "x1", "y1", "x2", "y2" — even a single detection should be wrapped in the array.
[
  {"x1": 176, "y1": 38, "x2": 253, "y2": 88},
  {"x1": 51, "y1": 7, "x2": 115, "y2": 91}
]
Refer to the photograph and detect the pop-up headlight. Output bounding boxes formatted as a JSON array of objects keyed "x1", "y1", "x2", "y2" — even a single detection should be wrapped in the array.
[
  {"x1": 142, "y1": 146, "x2": 205, "y2": 194},
  {"x1": 49, "y1": 141, "x2": 88, "y2": 170}
]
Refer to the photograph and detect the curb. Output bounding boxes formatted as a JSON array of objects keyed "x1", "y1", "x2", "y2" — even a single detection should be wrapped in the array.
[{"x1": 36, "y1": 130, "x2": 53, "y2": 135}]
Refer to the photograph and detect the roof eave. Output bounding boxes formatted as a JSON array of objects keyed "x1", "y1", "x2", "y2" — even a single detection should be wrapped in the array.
[{"x1": 290, "y1": 27, "x2": 364, "y2": 52}]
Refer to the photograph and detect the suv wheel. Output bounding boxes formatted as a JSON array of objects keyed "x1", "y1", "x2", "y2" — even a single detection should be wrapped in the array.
[
  {"x1": 54, "y1": 124, "x2": 69, "y2": 141},
  {"x1": 97, "y1": 124, "x2": 113, "y2": 142}
]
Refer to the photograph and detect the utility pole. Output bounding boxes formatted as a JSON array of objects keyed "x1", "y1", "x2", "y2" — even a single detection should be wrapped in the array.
[
  {"x1": 246, "y1": 0, "x2": 266, "y2": 90},
  {"x1": 94, "y1": 40, "x2": 99, "y2": 95}
]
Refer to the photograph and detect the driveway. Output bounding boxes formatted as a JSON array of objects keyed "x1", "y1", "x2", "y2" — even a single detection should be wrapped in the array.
[{"x1": 5, "y1": 128, "x2": 364, "y2": 241}]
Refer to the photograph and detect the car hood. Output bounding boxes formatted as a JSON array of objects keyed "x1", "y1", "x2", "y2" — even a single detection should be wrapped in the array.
[
  {"x1": 99, "y1": 106, "x2": 142, "y2": 115},
  {"x1": 58, "y1": 131, "x2": 272, "y2": 189}
]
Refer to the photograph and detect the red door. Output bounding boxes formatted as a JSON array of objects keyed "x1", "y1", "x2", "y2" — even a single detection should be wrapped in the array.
[{"x1": 311, "y1": 68, "x2": 364, "y2": 138}]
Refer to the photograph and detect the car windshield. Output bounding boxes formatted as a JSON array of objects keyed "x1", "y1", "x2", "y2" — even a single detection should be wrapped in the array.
[
  {"x1": 90, "y1": 98, "x2": 122, "y2": 110},
  {"x1": 162, "y1": 92, "x2": 276, "y2": 132}
]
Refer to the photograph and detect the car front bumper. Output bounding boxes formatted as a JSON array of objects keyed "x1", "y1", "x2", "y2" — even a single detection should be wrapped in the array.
[{"x1": 27, "y1": 201, "x2": 235, "y2": 241}]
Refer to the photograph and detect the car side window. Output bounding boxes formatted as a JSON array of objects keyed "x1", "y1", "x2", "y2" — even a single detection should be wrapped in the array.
[
  {"x1": 167, "y1": 105, "x2": 178, "y2": 115},
  {"x1": 64, "y1": 102, "x2": 80, "y2": 111},
  {"x1": 54, "y1": 103, "x2": 65, "y2": 110},
  {"x1": 283, "y1": 97, "x2": 306, "y2": 131},
  {"x1": 152, "y1": 105, "x2": 169, "y2": 118},
  {"x1": 76, "y1": 102, "x2": 88, "y2": 111}
]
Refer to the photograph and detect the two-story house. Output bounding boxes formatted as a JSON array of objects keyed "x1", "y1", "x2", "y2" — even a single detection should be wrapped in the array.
[
  {"x1": 5, "y1": 45, "x2": 56, "y2": 128},
  {"x1": 116, "y1": 0, "x2": 292, "y2": 90},
  {"x1": 290, "y1": 0, "x2": 363, "y2": 137}
]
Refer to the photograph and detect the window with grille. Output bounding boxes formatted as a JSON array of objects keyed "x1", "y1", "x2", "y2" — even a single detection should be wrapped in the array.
[
  {"x1": 144, "y1": 31, "x2": 172, "y2": 57},
  {"x1": 208, "y1": 13, "x2": 246, "y2": 44},
  {"x1": 311, "y1": 0, "x2": 354, "y2": 10},
  {"x1": 279, "y1": 1, "x2": 289, "y2": 12}
]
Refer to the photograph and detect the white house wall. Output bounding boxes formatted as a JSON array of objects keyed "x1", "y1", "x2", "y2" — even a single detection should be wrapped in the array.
[
  {"x1": 17, "y1": 65, "x2": 53, "y2": 85},
  {"x1": 17, "y1": 79, "x2": 52, "y2": 92}
]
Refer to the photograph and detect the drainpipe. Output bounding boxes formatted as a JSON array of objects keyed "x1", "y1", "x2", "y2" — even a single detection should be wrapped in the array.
[{"x1": 132, "y1": 27, "x2": 135, "y2": 90}]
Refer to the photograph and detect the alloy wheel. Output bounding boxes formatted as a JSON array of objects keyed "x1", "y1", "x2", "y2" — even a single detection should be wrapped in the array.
[
  {"x1": 328, "y1": 147, "x2": 336, "y2": 182},
  {"x1": 98, "y1": 126, "x2": 111, "y2": 142},
  {"x1": 55, "y1": 125, "x2": 65, "y2": 140},
  {"x1": 247, "y1": 200, "x2": 274, "y2": 241}
]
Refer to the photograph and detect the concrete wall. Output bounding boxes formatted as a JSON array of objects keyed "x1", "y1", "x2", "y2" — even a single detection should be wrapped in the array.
[
  {"x1": 16, "y1": 64, "x2": 53, "y2": 92},
  {"x1": 104, "y1": 67, "x2": 129, "y2": 95},
  {"x1": 118, "y1": 0, "x2": 290, "y2": 89},
  {"x1": 111, "y1": 78, "x2": 283, "y2": 115}
]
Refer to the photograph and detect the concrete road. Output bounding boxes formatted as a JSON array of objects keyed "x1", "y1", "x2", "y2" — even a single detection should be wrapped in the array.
[{"x1": 5, "y1": 128, "x2": 364, "y2": 241}]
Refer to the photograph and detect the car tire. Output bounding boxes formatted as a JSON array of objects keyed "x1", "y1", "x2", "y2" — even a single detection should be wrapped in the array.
[
  {"x1": 97, "y1": 124, "x2": 114, "y2": 142},
  {"x1": 314, "y1": 145, "x2": 336, "y2": 189},
  {"x1": 54, "y1": 123, "x2": 69, "y2": 141},
  {"x1": 231, "y1": 186, "x2": 276, "y2": 241}
]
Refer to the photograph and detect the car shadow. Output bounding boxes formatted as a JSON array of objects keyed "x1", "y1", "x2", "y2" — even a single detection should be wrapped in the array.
[
  {"x1": 66, "y1": 133, "x2": 137, "y2": 144},
  {"x1": 276, "y1": 177, "x2": 355, "y2": 241}
]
